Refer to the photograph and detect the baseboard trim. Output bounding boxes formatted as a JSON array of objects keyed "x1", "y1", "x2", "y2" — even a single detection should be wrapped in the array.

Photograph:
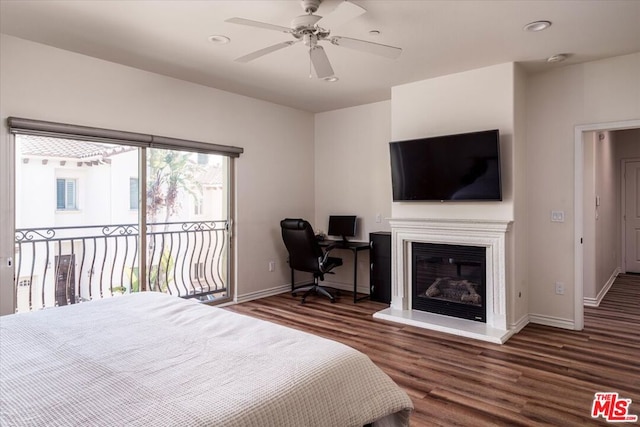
[
  {"x1": 235, "y1": 281, "x2": 370, "y2": 305},
  {"x1": 584, "y1": 267, "x2": 620, "y2": 307},
  {"x1": 510, "y1": 314, "x2": 530, "y2": 334},
  {"x1": 529, "y1": 314, "x2": 576, "y2": 330},
  {"x1": 235, "y1": 284, "x2": 290, "y2": 304}
]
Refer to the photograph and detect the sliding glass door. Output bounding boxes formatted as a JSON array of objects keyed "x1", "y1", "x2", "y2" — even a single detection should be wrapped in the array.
[
  {"x1": 144, "y1": 148, "x2": 230, "y2": 301},
  {"x1": 13, "y1": 135, "x2": 231, "y2": 313}
]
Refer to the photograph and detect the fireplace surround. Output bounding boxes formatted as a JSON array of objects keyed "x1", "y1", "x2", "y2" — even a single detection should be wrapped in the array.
[{"x1": 373, "y1": 218, "x2": 514, "y2": 344}]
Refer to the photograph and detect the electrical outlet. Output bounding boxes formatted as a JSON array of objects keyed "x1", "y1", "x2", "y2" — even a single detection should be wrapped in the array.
[
  {"x1": 268, "y1": 261, "x2": 275, "y2": 272},
  {"x1": 555, "y1": 282, "x2": 565, "y2": 295},
  {"x1": 375, "y1": 213, "x2": 382, "y2": 223},
  {"x1": 551, "y1": 211, "x2": 565, "y2": 222}
]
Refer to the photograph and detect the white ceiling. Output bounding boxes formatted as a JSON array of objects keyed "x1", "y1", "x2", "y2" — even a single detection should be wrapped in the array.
[{"x1": 1, "y1": 0, "x2": 639, "y2": 113}]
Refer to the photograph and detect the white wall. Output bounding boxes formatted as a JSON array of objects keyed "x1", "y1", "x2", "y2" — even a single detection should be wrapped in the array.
[
  {"x1": 594, "y1": 131, "x2": 619, "y2": 296},
  {"x1": 582, "y1": 131, "x2": 597, "y2": 300},
  {"x1": 512, "y1": 64, "x2": 529, "y2": 326},
  {"x1": 314, "y1": 101, "x2": 391, "y2": 291},
  {"x1": 0, "y1": 34, "x2": 315, "y2": 315},
  {"x1": 583, "y1": 130, "x2": 620, "y2": 302},
  {"x1": 390, "y1": 63, "x2": 515, "y2": 222},
  {"x1": 526, "y1": 53, "x2": 640, "y2": 323},
  {"x1": 109, "y1": 150, "x2": 140, "y2": 225},
  {"x1": 16, "y1": 160, "x2": 58, "y2": 228}
]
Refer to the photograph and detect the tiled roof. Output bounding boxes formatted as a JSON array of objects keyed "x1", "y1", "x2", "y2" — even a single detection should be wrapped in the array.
[
  {"x1": 197, "y1": 165, "x2": 223, "y2": 186},
  {"x1": 19, "y1": 135, "x2": 135, "y2": 159},
  {"x1": 19, "y1": 135, "x2": 222, "y2": 185}
]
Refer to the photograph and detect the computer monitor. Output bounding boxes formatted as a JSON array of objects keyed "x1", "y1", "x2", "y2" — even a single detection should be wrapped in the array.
[{"x1": 327, "y1": 215, "x2": 357, "y2": 242}]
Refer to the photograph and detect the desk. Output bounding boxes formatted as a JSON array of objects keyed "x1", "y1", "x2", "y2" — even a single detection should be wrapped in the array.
[
  {"x1": 289, "y1": 240, "x2": 370, "y2": 303},
  {"x1": 319, "y1": 240, "x2": 371, "y2": 303}
]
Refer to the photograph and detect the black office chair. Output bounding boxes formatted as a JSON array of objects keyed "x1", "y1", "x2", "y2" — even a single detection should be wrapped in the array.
[{"x1": 280, "y1": 218, "x2": 343, "y2": 303}]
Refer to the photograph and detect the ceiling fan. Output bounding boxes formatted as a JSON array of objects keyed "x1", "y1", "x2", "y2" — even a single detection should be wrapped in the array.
[{"x1": 226, "y1": 0, "x2": 402, "y2": 79}]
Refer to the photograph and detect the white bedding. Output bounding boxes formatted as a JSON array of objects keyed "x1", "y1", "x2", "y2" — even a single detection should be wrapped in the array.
[{"x1": 0, "y1": 292, "x2": 412, "y2": 426}]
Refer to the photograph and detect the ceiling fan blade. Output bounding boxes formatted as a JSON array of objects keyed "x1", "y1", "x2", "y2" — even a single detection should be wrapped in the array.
[
  {"x1": 235, "y1": 41, "x2": 297, "y2": 63},
  {"x1": 330, "y1": 36, "x2": 402, "y2": 59},
  {"x1": 225, "y1": 17, "x2": 291, "y2": 33},
  {"x1": 309, "y1": 46, "x2": 334, "y2": 79},
  {"x1": 316, "y1": 1, "x2": 366, "y2": 29}
]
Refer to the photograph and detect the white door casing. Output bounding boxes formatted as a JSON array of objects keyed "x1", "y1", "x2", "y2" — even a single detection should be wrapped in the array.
[{"x1": 624, "y1": 160, "x2": 640, "y2": 273}]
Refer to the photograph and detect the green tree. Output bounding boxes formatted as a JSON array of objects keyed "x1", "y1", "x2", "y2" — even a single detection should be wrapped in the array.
[
  {"x1": 145, "y1": 149, "x2": 203, "y2": 293},
  {"x1": 146, "y1": 149, "x2": 203, "y2": 225}
]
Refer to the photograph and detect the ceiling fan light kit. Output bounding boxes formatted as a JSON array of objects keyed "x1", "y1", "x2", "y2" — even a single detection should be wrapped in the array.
[
  {"x1": 226, "y1": 0, "x2": 402, "y2": 80},
  {"x1": 547, "y1": 53, "x2": 569, "y2": 63}
]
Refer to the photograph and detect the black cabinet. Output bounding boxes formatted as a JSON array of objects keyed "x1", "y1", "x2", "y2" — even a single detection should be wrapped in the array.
[{"x1": 370, "y1": 232, "x2": 391, "y2": 304}]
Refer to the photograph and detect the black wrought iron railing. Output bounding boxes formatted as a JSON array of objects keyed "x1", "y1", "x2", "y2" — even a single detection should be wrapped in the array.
[{"x1": 14, "y1": 220, "x2": 228, "y2": 312}]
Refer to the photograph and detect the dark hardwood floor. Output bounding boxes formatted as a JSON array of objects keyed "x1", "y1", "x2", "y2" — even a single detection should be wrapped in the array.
[{"x1": 226, "y1": 275, "x2": 640, "y2": 426}]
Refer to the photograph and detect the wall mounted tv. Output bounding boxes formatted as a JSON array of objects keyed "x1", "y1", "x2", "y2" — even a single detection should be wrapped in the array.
[{"x1": 389, "y1": 129, "x2": 502, "y2": 202}]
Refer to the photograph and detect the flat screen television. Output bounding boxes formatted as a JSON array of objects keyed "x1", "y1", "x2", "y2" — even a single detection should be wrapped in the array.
[{"x1": 389, "y1": 129, "x2": 502, "y2": 201}]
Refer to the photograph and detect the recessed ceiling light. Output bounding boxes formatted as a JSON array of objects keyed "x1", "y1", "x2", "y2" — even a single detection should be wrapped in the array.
[
  {"x1": 209, "y1": 35, "x2": 230, "y2": 44},
  {"x1": 547, "y1": 53, "x2": 568, "y2": 63},
  {"x1": 523, "y1": 20, "x2": 552, "y2": 32},
  {"x1": 324, "y1": 76, "x2": 339, "y2": 82}
]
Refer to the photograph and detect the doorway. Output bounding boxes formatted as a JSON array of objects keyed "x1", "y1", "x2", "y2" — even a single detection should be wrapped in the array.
[
  {"x1": 54, "y1": 254, "x2": 75, "y2": 307},
  {"x1": 575, "y1": 119, "x2": 640, "y2": 330}
]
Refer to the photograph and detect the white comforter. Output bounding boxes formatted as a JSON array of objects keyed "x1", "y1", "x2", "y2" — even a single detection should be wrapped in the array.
[{"x1": 0, "y1": 292, "x2": 412, "y2": 426}]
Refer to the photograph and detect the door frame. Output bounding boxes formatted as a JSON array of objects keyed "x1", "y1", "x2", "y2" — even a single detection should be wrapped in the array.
[{"x1": 574, "y1": 119, "x2": 640, "y2": 330}]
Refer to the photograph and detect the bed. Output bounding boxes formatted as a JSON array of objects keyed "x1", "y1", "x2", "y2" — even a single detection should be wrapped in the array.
[{"x1": 0, "y1": 292, "x2": 413, "y2": 426}]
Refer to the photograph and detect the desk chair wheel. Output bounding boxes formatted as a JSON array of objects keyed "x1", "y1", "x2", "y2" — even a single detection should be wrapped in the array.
[{"x1": 299, "y1": 285, "x2": 337, "y2": 304}]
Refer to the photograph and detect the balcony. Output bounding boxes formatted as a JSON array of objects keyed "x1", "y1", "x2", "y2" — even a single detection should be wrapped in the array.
[{"x1": 14, "y1": 220, "x2": 228, "y2": 313}]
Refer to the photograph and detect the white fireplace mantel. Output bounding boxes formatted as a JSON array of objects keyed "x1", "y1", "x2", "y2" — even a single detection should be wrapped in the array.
[{"x1": 373, "y1": 218, "x2": 514, "y2": 344}]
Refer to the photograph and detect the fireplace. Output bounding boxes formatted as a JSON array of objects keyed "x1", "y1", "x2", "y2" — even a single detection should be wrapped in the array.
[
  {"x1": 373, "y1": 218, "x2": 514, "y2": 344},
  {"x1": 412, "y1": 243, "x2": 486, "y2": 322}
]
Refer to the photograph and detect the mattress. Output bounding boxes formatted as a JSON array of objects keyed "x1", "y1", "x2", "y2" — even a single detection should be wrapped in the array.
[{"x1": 0, "y1": 292, "x2": 413, "y2": 426}]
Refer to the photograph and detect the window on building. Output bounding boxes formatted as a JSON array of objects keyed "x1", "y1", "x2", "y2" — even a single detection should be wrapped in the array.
[
  {"x1": 56, "y1": 178, "x2": 77, "y2": 210},
  {"x1": 194, "y1": 197, "x2": 203, "y2": 215},
  {"x1": 197, "y1": 153, "x2": 208, "y2": 165},
  {"x1": 130, "y1": 177, "x2": 139, "y2": 210}
]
